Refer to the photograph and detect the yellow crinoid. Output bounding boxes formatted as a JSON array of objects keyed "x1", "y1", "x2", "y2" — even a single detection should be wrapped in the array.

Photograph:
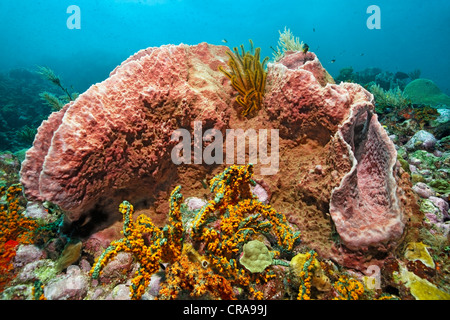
[{"x1": 219, "y1": 40, "x2": 268, "y2": 117}]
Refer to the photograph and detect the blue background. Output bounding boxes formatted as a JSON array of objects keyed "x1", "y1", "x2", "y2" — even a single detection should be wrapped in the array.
[{"x1": 1, "y1": 0, "x2": 449, "y2": 94}]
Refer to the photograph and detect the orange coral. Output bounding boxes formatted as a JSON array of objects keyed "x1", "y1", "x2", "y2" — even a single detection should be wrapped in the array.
[
  {"x1": 158, "y1": 246, "x2": 236, "y2": 300},
  {"x1": 0, "y1": 184, "x2": 38, "y2": 292},
  {"x1": 91, "y1": 165, "x2": 300, "y2": 300},
  {"x1": 332, "y1": 275, "x2": 365, "y2": 300},
  {"x1": 296, "y1": 250, "x2": 318, "y2": 300},
  {"x1": 190, "y1": 164, "x2": 300, "y2": 299}
]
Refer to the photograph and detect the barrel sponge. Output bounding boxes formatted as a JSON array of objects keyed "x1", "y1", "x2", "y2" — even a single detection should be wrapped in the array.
[
  {"x1": 239, "y1": 240, "x2": 272, "y2": 273},
  {"x1": 404, "y1": 79, "x2": 450, "y2": 106}
]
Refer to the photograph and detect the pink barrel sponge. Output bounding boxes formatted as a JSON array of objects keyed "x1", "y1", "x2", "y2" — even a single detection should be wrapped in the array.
[
  {"x1": 20, "y1": 43, "x2": 232, "y2": 229},
  {"x1": 20, "y1": 43, "x2": 407, "y2": 257}
]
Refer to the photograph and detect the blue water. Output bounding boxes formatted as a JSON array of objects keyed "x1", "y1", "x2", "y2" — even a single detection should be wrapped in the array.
[{"x1": 0, "y1": 0, "x2": 449, "y2": 93}]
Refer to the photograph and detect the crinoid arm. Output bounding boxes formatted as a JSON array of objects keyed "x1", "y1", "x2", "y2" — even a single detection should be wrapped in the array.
[{"x1": 219, "y1": 40, "x2": 268, "y2": 117}]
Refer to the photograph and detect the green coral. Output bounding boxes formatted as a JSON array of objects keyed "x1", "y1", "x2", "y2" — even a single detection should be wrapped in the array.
[
  {"x1": 39, "y1": 92, "x2": 66, "y2": 111},
  {"x1": 428, "y1": 179, "x2": 450, "y2": 194},
  {"x1": 396, "y1": 266, "x2": 450, "y2": 300},
  {"x1": 36, "y1": 66, "x2": 78, "y2": 111},
  {"x1": 369, "y1": 83, "x2": 410, "y2": 113},
  {"x1": 240, "y1": 240, "x2": 273, "y2": 273},
  {"x1": 404, "y1": 79, "x2": 450, "y2": 106}
]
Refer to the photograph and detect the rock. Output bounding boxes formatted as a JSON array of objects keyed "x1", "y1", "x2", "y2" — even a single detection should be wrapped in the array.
[
  {"x1": 431, "y1": 108, "x2": 450, "y2": 139},
  {"x1": 13, "y1": 244, "x2": 46, "y2": 268},
  {"x1": 408, "y1": 150, "x2": 440, "y2": 173},
  {"x1": 403, "y1": 79, "x2": 450, "y2": 106},
  {"x1": 412, "y1": 182, "x2": 436, "y2": 198},
  {"x1": 428, "y1": 196, "x2": 449, "y2": 220},
  {"x1": 16, "y1": 259, "x2": 57, "y2": 283},
  {"x1": 107, "y1": 283, "x2": 132, "y2": 300},
  {"x1": 147, "y1": 273, "x2": 163, "y2": 297},
  {"x1": 186, "y1": 197, "x2": 207, "y2": 212},
  {"x1": 23, "y1": 201, "x2": 50, "y2": 220},
  {"x1": 420, "y1": 199, "x2": 443, "y2": 221},
  {"x1": 44, "y1": 265, "x2": 89, "y2": 300},
  {"x1": 251, "y1": 183, "x2": 269, "y2": 204},
  {"x1": 405, "y1": 130, "x2": 437, "y2": 151},
  {"x1": 99, "y1": 252, "x2": 134, "y2": 284}
]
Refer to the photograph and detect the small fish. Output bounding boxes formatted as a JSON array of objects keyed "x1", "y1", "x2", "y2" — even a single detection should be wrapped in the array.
[
  {"x1": 360, "y1": 53, "x2": 365, "y2": 56},
  {"x1": 221, "y1": 39, "x2": 228, "y2": 43},
  {"x1": 302, "y1": 43, "x2": 309, "y2": 53},
  {"x1": 313, "y1": 28, "x2": 315, "y2": 32},
  {"x1": 331, "y1": 59, "x2": 336, "y2": 63}
]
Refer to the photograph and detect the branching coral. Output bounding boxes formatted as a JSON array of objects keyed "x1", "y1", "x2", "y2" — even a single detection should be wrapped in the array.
[
  {"x1": 332, "y1": 275, "x2": 365, "y2": 300},
  {"x1": 219, "y1": 40, "x2": 268, "y2": 117},
  {"x1": 0, "y1": 184, "x2": 38, "y2": 291},
  {"x1": 39, "y1": 92, "x2": 66, "y2": 111},
  {"x1": 190, "y1": 164, "x2": 301, "y2": 299},
  {"x1": 36, "y1": 66, "x2": 78, "y2": 111},
  {"x1": 90, "y1": 186, "x2": 185, "y2": 300},
  {"x1": 291, "y1": 250, "x2": 318, "y2": 300},
  {"x1": 369, "y1": 83, "x2": 410, "y2": 113},
  {"x1": 36, "y1": 66, "x2": 74, "y2": 102},
  {"x1": 16, "y1": 125, "x2": 37, "y2": 145},
  {"x1": 272, "y1": 27, "x2": 306, "y2": 61}
]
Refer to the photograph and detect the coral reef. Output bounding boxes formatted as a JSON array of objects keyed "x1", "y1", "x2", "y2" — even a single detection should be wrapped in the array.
[
  {"x1": 335, "y1": 66, "x2": 413, "y2": 91},
  {"x1": 218, "y1": 40, "x2": 268, "y2": 117},
  {"x1": 88, "y1": 164, "x2": 300, "y2": 300},
  {"x1": 20, "y1": 43, "x2": 418, "y2": 269},
  {"x1": 0, "y1": 69, "x2": 53, "y2": 152},
  {"x1": 5, "y1": 41, "x2": 448, "y2": 300}
]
